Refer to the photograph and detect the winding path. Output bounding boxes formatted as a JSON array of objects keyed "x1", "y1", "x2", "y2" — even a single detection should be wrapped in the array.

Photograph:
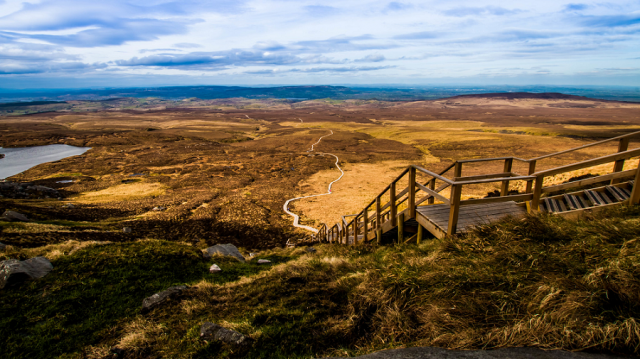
[{"x1": 283, "y1": 129, "x2": 344, "y2": 233}]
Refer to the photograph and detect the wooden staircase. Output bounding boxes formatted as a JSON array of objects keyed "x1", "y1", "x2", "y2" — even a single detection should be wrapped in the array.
[{"x1": 316, "y1": 130, "x2": 640, "y2": 244}]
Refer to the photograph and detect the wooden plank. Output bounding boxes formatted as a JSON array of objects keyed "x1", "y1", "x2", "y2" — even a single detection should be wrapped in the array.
[
  {"x1": 415, "y1": 182, "x2": 451, "y2": 204},
  {"x1": 535, "y1": 148, "x2": 640, "y2": 177},
  {"x1": 455, "y1": 172, "x2": 512, "y2": 182},
  {"x1": 418, "y1": 201, "x2": 519, "y2": 215},
  {"x1": 542, "y1": 169, "x2": 636, "y2": 193},
  {"x1": 404, "y1": 233, "x2": 418, "y2": 244},
  {"x1": 415, "y1": 213, "x2": 447, "y2": 239},
  {"x1": 460, "y1": 193, "x2": 533, "y2": 206},
  {"x1": 412, "y1": 165, "x2": 455, "y2": 184}
]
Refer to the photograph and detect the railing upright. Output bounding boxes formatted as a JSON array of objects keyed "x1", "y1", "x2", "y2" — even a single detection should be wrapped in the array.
[
  {"x1": 447, "y1": 183, "x2": 462, "y2": 235},
  {"x1": 525, "y1": 160, "x2": 537, "y2": 193},
  {"x1": 408, "y1": 167, "x2": 416, "y2": 218},
  {"x1": 501, "y1": 158, "x2": 513, "y2": 196},
  {"x1": 612, "y1": 137, "x2": 631, "y2": 184},
  {"x1": 390, "y1": 181, "x2": 397, "y2": 224}
]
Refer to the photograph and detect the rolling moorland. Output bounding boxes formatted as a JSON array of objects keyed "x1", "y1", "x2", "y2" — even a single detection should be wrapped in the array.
[{"x1": 1, "y1": 92, "x2": 640, "y2": 358}]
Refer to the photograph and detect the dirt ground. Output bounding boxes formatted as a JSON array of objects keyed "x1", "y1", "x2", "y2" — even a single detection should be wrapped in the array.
[{"x1": 1, "y1": 94, "x2": 640, "y2": 249}]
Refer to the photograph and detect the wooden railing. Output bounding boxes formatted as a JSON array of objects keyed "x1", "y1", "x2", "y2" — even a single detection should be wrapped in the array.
[{"x1": 318, "y1": 130, "x2": 640, "y2": 244}]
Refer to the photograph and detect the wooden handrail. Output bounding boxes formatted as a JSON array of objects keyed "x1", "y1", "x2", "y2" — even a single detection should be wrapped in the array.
[
  {"x1": 529, "y1": 130, "x2": 640, "y2": 161},
  {"x1": 533, "y1": 148, "x2": 640, "y2": 177},
  {"x1": 541, "y1": 168, "x2": 636, "y2": 194}
]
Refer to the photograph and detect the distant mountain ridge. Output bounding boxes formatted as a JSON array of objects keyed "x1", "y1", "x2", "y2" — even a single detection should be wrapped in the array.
[{"x1": 0, "y1": 85, "x2": 638, "y2": 103}]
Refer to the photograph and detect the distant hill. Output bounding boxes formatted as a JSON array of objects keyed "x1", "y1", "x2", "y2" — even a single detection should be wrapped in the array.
[
  {"x1": 446, "y1": 92, "x2": 624, "y2": 102},
  {"x1": 0, "y1": 85, "x2": 638, "y2": 103}
]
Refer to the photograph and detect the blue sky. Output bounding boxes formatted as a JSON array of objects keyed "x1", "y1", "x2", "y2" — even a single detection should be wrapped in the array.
[{"x1": 0, "y1": 0, "x2": 639, "y2": 88}]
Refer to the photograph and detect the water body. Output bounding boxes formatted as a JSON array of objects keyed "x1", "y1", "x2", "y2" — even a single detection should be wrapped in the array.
[{"x1": 0, "y1": 144, "x2": 91, "y2": 179}]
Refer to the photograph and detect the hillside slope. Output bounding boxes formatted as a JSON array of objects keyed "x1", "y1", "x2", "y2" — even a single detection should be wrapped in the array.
[{"x1": 2, "y1": 205, "x2": 640, "y2": 358}]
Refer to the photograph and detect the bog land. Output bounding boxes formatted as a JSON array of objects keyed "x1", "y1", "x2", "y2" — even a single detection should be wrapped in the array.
[{"x1": 1, "y1": 92, "x2": 640, "y2": 358}]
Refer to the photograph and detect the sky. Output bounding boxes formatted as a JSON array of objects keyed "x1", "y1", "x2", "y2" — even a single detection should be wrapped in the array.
[{"x1": 0, "y1": 0, "x2": 639, "y2": 88}]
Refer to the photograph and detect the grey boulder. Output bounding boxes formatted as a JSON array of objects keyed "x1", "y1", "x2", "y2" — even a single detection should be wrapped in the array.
[
  {"x1": 321, "y1": 347, "x2": 629, "y2": 359},
  {"x1": 200, "y1": 322, "x2": 253, "y2": 347},
  {"x1": 203, "y1": 244, "x2": 245, "y2": 262},
  {"x1": 141, "y1": 285, "x2": 188, "y2": 313},
  {"x1": 0, "y1": 257, "x2": 53, "y2": 289},
  {"x1": 209, "y1": 264, "x2": 222, "y2": 273},
  {"x1": 257, "y1": 259, "x2": 271, "y2": 264},
  {"x1": 2, "y1": 210, "x2": 30, "y2": 222}
]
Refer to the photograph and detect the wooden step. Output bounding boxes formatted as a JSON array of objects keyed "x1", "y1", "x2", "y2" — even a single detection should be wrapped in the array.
[
  {"x1": 606, "y1": 185, "x2": 631, "y2": 202},
  {"x1": 564, "y1": 194, "x2": 589, "y2": 210},
  {"x1": 542, "y1": 197, "x2": 567, "y2": 213},
  {"x1": 584, "y1": 189, "x2": 613, "y2": 206}
]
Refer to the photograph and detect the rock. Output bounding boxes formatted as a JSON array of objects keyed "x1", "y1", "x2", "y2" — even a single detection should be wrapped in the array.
[
  {"x1": 203, "y1": 244, "x2": 245, "y2": 262},
  {"x1": 305, "y1": 247, "x2": 317, "y2": 253},
  {"x1": 152, "y1": 206, "x2": 166, "y2": 211},
  {"x1": 209, "y1": 264, "x2": 222, "y2": 273},
  {"x1": 249, "y1": 252, "x2": 257, "y2": 257},
  {"x1": 141, "y1": 285, "x2": 188, "y2": 312},
  {"x1": 123, "y1": 227, "x2": 132, "y2": 233},
  {"x1": 320, "y1": 347, "x2": 626, "y2": 359},
  {"x1": 0, "y1": 257, "x2": 54, "y2": 289},
  {"x1": 0, "y1": 243, "x2": 5, "y2": 251},
  {"x1": 257, "y1": 259, "x2": 271, "y2": 264},
  {"x1": 62, "y1": 203, "x2": 75, "y2": 209},
  {"x1": 2, "y1": 210, "x2": 30, "y2": 222},
  {"x1": 200, "y1": 322, "x2": 253, "y2": 346}
]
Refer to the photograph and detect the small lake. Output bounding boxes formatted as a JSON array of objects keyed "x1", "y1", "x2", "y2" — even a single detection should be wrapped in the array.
[{"x1": 0, "y1": 144, "x2": 91, "y2": 179}]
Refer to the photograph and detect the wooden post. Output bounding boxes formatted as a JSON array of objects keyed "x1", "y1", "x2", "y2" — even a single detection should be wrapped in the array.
[
  {"x1": 408, "y1": 167, "x2": 416, "y2": 219},
  {"x1": 376, "y1": 196, "x2": 381, "y2": 229},
  {"x1": 630, "y1": 159, "x2": 640, "y2": 205},
  {"x1": 525, "y1": 160, "x2": 537, "y2": 193},
  {"x1": 376, "y1": 229, "x2": 382, "y2": 245},
  {"x1": 343, "y1": 223, "x2": 347, "y2": 245},
  {"x1": 447, "y1": 184, "x2": 462, "y2": 236},
  {"x1": 428, "y1": 179, "x2": 435, "y2": 205},
  {"x1": 397, "y1": 212, "x2": 404, "y2": 244},
  {"x1": 353, "y1": 216, "x2": 359, "y2": 246},
  {"x1": 454, "y1": 162, "x2": 462, "y2": 178},
  {"x1": 612, "y1": 137, "x2": 630, "y2": 184},
  {"x1": 390, "y1": 182, "x2": 397, "y2": 224},
  {"x1": 531, "y1": 175, "x2": 544, "y2": 212},
  {"x1": 501, "y1": 158, "x2": 513, "y2": 196},
  {"x1": 417, "y1": 225, "x2": 423, "y2": 245},
  {"x1": 363, "y1": 207, "x2": 369, "y2": 243}
]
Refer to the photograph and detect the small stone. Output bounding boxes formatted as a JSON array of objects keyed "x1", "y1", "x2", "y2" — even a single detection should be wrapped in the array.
[
  {"x1": 152, "y1": 206, "x2": 166, "y2": 211},
  {"x1": 62, "y1": 203, "x2": 75, "y2": 209},
  {"x1": 249, "y1": 253, "x2": 257, "y2": 257},
  {"x1": 209, "y1": 264, "x2": 222, "y2": 273},
  {"x1": 123, "y1": 227, "x2": 132, "y2": 233},
  {"x1": 200, "y1": 322, "x2": 253, "y2": 347},
  {"x1": 203, "y1": 244, "x2": 245, "y2": 262},
  {"x1": 257, "y1": 259, "x2": 271, "y2": 264},
  {"x1": 0, "y1": 243, "x2": 5, "y2": 251},
  {"x1": 305, "y1": 247, "x2": 317, "y2": 253},
  {"x1": 0, "y1": 257, "x2": 54, "y2": 289},
  {"x1": 2, "y1": 210, "x2": 30, "y2": 222},
  {"x1": 141, "y1": 285, "x2": 188, "y2": 313}
]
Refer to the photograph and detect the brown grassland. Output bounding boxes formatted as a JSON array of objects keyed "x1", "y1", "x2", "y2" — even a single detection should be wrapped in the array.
[{"x1": 2, "y1": 94, "x2": 640, "y2": 358}]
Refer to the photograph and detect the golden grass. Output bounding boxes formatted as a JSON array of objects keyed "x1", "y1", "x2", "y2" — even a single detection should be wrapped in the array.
[
  {"x1": 295, "y1": 160, "x2": 410, "y2": 225},
  {"x1": 75, "y1": 182, "x2": 166, "y2": 203}
]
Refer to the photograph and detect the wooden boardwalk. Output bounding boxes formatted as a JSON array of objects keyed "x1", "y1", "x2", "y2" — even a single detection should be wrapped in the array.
[
  {"x1": 416, "y1": 201, "x2": 526, "y2": 239},
  {"x1": 318, "y1": 130, "x2": 640, "y2": 245}
]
